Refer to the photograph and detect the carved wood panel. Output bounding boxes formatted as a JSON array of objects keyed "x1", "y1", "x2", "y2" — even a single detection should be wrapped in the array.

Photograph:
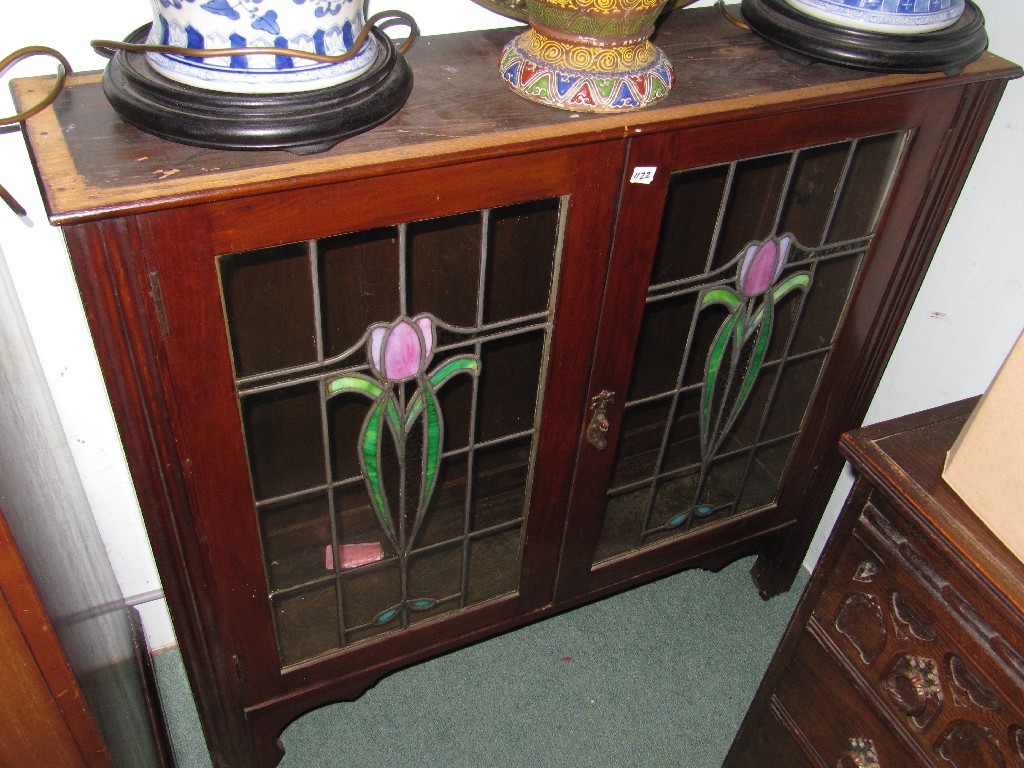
[{"x1": 810, "y1": 500, "x2": 1024, "y2": 768}]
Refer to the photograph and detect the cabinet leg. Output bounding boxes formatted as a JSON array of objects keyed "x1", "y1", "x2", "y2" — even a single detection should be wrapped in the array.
[
  {"x1": 750, "y1": 550, "x2": 801, "y2": 599},
  {"x1": 249, "y1": 729, "x2": 286, "y2": 768}
]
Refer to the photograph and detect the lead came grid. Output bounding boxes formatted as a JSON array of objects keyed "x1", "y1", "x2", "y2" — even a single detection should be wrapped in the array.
[
  {"x1": 595, "y1": 133, "x2": 908, "y2": 564},
  {"x1": 219, "y1": 199, "x2": 565, "y2": 667}
]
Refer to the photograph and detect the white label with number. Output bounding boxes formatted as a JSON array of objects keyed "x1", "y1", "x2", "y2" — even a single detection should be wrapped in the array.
[{"x1": 630, "y1": 166, "x2": 657, "y2": 185}]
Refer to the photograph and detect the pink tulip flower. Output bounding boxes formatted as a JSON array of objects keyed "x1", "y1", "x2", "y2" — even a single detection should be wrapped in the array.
[
  {"x1": 367, "y1": 315, "x2": 435, "y2": 383},
  {"x1": 737, "y1": 235, "x2": 792, "y2": 298}
]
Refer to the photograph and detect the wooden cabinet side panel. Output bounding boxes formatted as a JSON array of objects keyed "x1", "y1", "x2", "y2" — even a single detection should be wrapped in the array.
[
  {"x1": 62, "y1": 220, "x2": 252, "y2": 767},
  {"x1": 751, "y1": 78, "x2": 1014, "y2": 596}
]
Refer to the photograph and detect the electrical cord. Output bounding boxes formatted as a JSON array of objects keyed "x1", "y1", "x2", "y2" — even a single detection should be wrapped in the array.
[
  {"x1": 91, "y1": 10, "x2": 418, "y2": 63},
  {"x1": 0, "y1": 46, "x2": 72, "y2": 216}
]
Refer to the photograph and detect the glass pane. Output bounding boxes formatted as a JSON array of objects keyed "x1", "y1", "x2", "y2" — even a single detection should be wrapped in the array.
[
  {"x1": 407, "y1": 543, "x2": 464, "y2": 626},
  {"x1": 611, "y1": 399, "x2": 673, "y2": 489},
  {"x1": 408, "y1": 212, "x2": 482, "y2": 327},
  {"x1": 660, "y1": 389, "x2": 706, "y2": 471},
  {"x1": 777, "y1": 142, "x2": 852, "y2": 246},
  {"x1": 273, "y1": 582, "x2": 340, "y2": 667},
  {"x1": 737, "y1": 437, "x2": 798, "y2": 512},
  {"x1": 762, "y1": 353, "x2": 828, "y2": 439},
  {"x1": 319, "y1": 227, "x2": 401, "y2": 359},
  {"x1": 413, "y1": 454, "x2": 469, "y2": 549},
  {"x1": 710, "y1": 153, "x2": 791, "y2": 272},
  {"x1": 829, "y1": 134, "x2": 905, "y2": 242},
  {"x1": 627, "y1": 294, "x2": 696, "y2": 401},
  {"x1": 476, "y1": 330, "x2": 545, "y2": 443},
  {"x1": 594, "y1": 487, "x2": 650, "y2": 563},
  {"x1": 467, "y1": 527, "x2": 523, "y2": 604},
  {"x1": 486, "y1": 199, "x2": 561, "y2": 323},
  {"x1": 260, "y1": 494, "x2": 331, "y2": 591},
  {"x1": 472, "y1": 437, "x2": 531, "y2": 532},
  {"x1": 789, "y1": 252, "x2": 864, "y2": 356},
  {"x1": 241, "y1": 383, "x2": 326, "y2": 501},
  {"x1": 341, "y1": 560, "x2": 401, "y2": 645},
  {"x1": 333, "y1": 482, "x2": 396, "y2": 560},
  {"x1": 593, "y1": 133, "x2": 906, "y2": 567},
  {"x1": 221, "y1": 242, "x2": 316, "y2": 378},
  {"x1": 652, "y1": 165, "x2": 731, "y2": 285},
  {"x1": 650, "y1": 469, "x2": 705, "y2": 532},
  {"x1": 220, "y1": 197, "x2": 564, "y2": 667}
]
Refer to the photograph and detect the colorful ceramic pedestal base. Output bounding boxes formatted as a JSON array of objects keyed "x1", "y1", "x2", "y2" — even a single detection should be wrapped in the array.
[{"x1": 500, "y1": 29, "x2": 674, "y2": 112}]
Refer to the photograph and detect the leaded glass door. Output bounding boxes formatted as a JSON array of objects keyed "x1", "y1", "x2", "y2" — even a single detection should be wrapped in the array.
[
  {"x1": 142, "y1": 146, "x2": 622, "y2": 704},
  {"x1": 556, "y1": 105, "x2": 911, "y2": 600},
  {"x1": 221, "y1": 199, "x2": 571, "y2": 666}
]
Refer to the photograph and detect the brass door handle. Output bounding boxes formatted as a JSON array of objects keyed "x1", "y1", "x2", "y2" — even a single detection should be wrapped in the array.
[{"x1": 586, "y1": 390, "x2": 615, "y2": 451}]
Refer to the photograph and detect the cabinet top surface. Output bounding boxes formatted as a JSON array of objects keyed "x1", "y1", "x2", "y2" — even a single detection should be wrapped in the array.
[
  {"x1": 14, "y1": 7, "x2": 1020, "y2": 225},
  {"x1": 841, "y1": 398, "x2": 1024, "y2": 617}
]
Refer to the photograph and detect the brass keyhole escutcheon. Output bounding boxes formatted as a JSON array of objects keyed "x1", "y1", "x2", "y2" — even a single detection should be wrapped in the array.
[{"x1": 586, "y1": 390, "x2": 615, "y2": 451}]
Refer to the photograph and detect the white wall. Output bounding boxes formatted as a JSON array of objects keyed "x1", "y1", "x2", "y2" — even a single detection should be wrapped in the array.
[
  {"x1": 805, "y1": 0, "x2": 1024, "y2": 564},
  {"x1": 1, "y1": 1, "x2": 1021, "y2": 648}
]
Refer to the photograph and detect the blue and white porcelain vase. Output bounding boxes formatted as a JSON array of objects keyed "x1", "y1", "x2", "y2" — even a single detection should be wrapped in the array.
[
  {"x1": 145, "y1": 0, "x2": 380, "y2": 93},
  {"x1": 782, "y1": 0, "x2": 966, "y2": 35}
]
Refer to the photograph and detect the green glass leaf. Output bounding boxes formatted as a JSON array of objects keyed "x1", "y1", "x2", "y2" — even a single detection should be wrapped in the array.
[
  {"x1": 360, "y1": 396, "x2": 395, "y2": 544},
  {"x1": 750, "y1": 272, "x2": 811, "y2": 329},
  {"x1": 406, "y1": 356, "x2": 480, "y2": 429},
  {"x1": 419, "y1": 383, "x2": 443, "y2": 519},
  {"x1": 729, "y1": 299, "x2": 773, "y2": 434},
  {"x1": 700, "y1": 287, "x2": 742, "y2": 312},
  {"x1": 700, "y1": 312, "x2": 738, "y2": 456},
  {"x1": 328, "y1": 374, "x2": 400, "y2": 435},
  {"x1": 773, "y1": 272, "x2": 811, "y2": 300},
  {"x1": 326, "y1": 374, "x2": 383, "y2": 399}
]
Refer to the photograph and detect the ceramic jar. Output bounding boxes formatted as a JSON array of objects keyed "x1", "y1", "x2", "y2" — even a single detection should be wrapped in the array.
[
  {"x1": 500, "y1": 0, "x2": 675, "y2": 112},
  {"x1": 145, "y1": 0, "x2": 380, "y2": 93},
  {"x1": 782, "y1": 0, "x2": 966, "y2": 35}
]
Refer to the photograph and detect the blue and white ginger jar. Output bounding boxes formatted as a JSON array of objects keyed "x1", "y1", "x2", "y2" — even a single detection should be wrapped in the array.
[
  {"x1": 783, "y1": 0, "x2": 966, "y2": 34},
  {"x1": 146, "y1": 0, "x2": 377, "y2": 93}
]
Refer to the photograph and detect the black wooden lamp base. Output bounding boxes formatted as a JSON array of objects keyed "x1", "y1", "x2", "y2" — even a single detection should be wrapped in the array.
[
  {"x1": 740, "y1": 0, "x2": 988, "y2": 76},
  {"x1": 102, "y1": 26, "x2": 413, "y2": 155}
]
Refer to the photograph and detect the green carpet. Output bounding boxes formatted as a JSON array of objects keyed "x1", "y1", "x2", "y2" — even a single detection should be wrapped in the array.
[{"x1": 153, "y1": 556, "x2": 806, "y2": 768}]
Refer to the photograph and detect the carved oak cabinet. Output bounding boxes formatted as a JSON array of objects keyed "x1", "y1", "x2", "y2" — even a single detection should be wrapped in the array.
[
  {"x1": 724, "y1": 398, "x2": 1024, "y2": 768},
  {"x1": 14, "y1": 9, "x2": 1019, "y2": 767}
]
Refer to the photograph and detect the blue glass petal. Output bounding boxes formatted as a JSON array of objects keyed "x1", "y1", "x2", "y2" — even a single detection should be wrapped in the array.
[
  {"x1": 696, "y1": 505, "x2": 714, "y2": 517},
  {"x1": 409, "y1": 598, "x2": 438, "y2": 612},
  {"x1": 373, "y1": 606, "x2": 400, "y2": 625},
  {"x1": 667, "y1": 512, "x2": 689, "y2": 528}
]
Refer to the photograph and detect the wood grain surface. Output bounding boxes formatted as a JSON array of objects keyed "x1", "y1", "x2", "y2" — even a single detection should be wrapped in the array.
[{"x1": 12, "y1": 8, "x2": 1018, "y2": 224}]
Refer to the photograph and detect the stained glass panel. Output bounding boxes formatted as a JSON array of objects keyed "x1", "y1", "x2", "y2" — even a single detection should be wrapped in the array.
[
  {"x1": 221, "y1": 198, "x2": 565, "y2": 667},
  {"x1": 593, "y1": 133, "x2": 907, "y2": 565}
]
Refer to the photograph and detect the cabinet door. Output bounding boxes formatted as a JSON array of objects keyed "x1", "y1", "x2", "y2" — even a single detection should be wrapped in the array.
[
  {"x1": 135, "y1": 144, "x2": 622, "y2": 705},
  {"x1": 556, "y1": 89, "x2": 963, "y2": 600}
]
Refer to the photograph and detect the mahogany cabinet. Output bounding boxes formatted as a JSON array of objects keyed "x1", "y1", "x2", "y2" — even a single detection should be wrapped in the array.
[
  {"x1": 724, "y1": 398, "x2": 1024, "y2": 768},
  {"x1": 13, "y1": 8, "x2": 1019, "y2": 767}
]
